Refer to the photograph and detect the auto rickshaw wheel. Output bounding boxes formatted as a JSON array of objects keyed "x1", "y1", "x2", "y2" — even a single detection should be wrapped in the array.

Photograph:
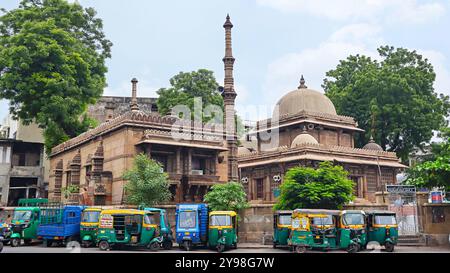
[
  {"x1": 183, "y1": 240, "x2": 192, "y2": 251},
  {"x1": 385, "y1": 242, "x2": 395, "y2": 252},
  {"x1": 295, "y1": 246, "x2": 306, "y2": 253},
  {"x1": 162, "y1": 240, "x2": 173, "y2": 250},
  {"x1": 81, "y1": 241, "x2": 91, "y2": 248},
  {"x1": 148, "y1": 241, "x2": 160, "y2": 251},
  {"x1": 24, "y1": 239, "x2": 32, "y2": 246},
  {"x1": 217, "y1": 244, "x2": 225, "y2": 253},
  {"x1": 273, "y1": 243, "x2": 277, "y2": 249},
  {"x1": 99, "y1": 240, "x2": 110, "y2": 251},
  {"x1": 0, "y1": 241, "x2": 3, "y2": 252},
  {"x1": 10, "y1": 238, "x2": 20, "y2": 247},
  {"x1": 347, "y1": 243, "x2": 358, "y2": 253}
]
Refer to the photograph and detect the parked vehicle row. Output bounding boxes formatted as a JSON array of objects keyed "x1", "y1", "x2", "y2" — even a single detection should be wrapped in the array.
[
  {"x1": 0, "y1": 200, "x2": 238, "y2": 253},
  {"x1": 175, "y1": 204, "x2": 238, "y2": 252},
  {"x1": 273, "y1": 209, "x2": 398, "y2": 253}
]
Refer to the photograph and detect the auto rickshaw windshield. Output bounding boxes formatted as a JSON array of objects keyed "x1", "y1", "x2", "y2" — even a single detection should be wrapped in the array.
[
  {"x1": 374, "y1": 215, "x2": 397, "y2": 225},
  {"x1": 144, "y1": 213, "x2": 160, "y2": 225},
  {"x1": 292, "y1": 217, "x2": 308, "y2": 229},
  {"x1": 278, "y1": 215, "x2": 292, "y2": 225},
  {"x1": 210, "y1": 215, "x2": 232, "y2": 226},
  {"x1": 81, "y1": 211, "x2": 100, "y2": 223},
  {"x1": 312, "y1": 215, "x2": 333, "y2": 226},
  {"x1": 178, "y1": 211, "x2": 196, "y2": 229},
  {"x1": 13, "y1": 211, "x2": 32, "y2": 221},
  {"x1": 342, "y1": 213, "x2": 364, "y2": 225}
]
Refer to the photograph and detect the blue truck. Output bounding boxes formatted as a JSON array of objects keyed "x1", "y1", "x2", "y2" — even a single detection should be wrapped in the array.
[
  {"x1": 37, "y1": 205, "x2": 84, "y2": 247},
  {"x1": 175, "y1": 203, "x2": 208, "y2": 251}
]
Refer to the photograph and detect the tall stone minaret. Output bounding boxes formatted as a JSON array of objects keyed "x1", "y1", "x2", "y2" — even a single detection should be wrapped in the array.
[{"x1": 222, "y1": 14, "x2": 238, "y2": 182}]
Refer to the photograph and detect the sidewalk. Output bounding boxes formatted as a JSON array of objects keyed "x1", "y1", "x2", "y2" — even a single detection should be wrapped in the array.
[
  {"x1": 238, "y1": 243, "x2": 273, "y2": 249},
  {"x1": 173, "y1": 243, "x2": 273, "y2": 249}
]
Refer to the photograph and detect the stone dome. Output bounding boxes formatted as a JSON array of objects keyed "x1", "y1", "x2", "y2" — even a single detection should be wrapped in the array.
[
  {"x1": 291, "y1": 132, "x2": 319, "y2": 147},
  {"x1": 363, "y1": 136, "x2": 383, "y2": 151},
  {"x1": 274, "y1": 76, "x2": 337, "y2": 118}
]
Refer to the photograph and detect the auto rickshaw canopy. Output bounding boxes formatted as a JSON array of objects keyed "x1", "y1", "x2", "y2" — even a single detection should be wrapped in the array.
[
  {"x1": 209, "y1": 211, "x2": 237, "y2": 217},
  {"x1": 101, "y1": 209, "x2": 145, "y2": 215}
]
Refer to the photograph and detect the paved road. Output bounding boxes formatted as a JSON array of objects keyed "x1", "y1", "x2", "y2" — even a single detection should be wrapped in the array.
[{"x1": 1, "y1": 243, "x2": 449, "y2": 253}]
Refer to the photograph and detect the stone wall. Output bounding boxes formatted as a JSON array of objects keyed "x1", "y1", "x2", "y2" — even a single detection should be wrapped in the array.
[{"x1": 416, "y1": 192, "x2": 450, "y2": 246}]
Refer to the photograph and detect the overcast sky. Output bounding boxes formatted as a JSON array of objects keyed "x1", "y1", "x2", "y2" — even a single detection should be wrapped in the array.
[{"x1": 1, "y1": 0, "x2": 450, "y2": 122}]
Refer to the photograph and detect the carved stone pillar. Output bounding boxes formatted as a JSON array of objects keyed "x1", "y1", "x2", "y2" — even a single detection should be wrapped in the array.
[{"x1": 176, "y1": 148, "x2": 182, "y2": 174}]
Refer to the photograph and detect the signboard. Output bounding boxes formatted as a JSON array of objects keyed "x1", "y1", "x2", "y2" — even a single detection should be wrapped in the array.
[
  {"x1": 386, "y1": 185, "x2": 416, "y2": 194},
  {"x1": 100, "y1": 214, "x2": 113, "y2": 228}
]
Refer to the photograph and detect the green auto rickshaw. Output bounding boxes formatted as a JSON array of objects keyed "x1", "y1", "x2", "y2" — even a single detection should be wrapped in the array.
[
  {"x1": 10, "y1": 199, "x2": 48, "y2": 247},
  {"x1": 365, "y1": 211, "x2": 398, "y2": 252},
  {"x1": 96, "y1": 209, "x2": 162, "y2": 251},
  {"x1": 273, "y1": 210, "x2": 293, "y2": 248},
  {"x1": 80, "y1": 207, "x2": 102, "y2": 248},
  {"x1": 208, "y1": 211, "x2": 238, "y2": 252},
  {"x1": 288, "y1": 210, "x2": 331, "y2": 253},
  {"x1": 144, "y1": 208, "x2": 173, "y2": 250},
  {"x1": 338, "y1": 210, "x2": 367, "y2": 253}
]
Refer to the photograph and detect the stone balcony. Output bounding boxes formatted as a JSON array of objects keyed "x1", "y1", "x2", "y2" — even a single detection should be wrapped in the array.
[{"x1": 10, "y1": 165, "x2": 43, "y2": 177}]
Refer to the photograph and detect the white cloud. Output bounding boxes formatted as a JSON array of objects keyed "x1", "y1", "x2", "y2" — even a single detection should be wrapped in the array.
[
  {"x1": 260, "y1": 23, "x2": 381, "y2": 110},
  {"x1": 256, "y1": 0, "x2": 445, "y2": 24},
  {"x1": 419, "y1": 50, "x2": 450, "y2": 97}
]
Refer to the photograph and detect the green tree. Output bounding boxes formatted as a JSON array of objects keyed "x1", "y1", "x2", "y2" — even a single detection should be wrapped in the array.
[
  {"x1": 0, "y1": 0, "x2": 112, "y2": 153},
  {"x1": 323, "y1": 46, "x2": 450, "y2": 161},
  {"x1": 123, "y1": 153, "x2": 171, "y2": 207},
  {"x1": 406, "y1": 127, "x2": 450, "y2": 191},
  {"x1": 156, "y1": 69, "x2": 223, "y2": 121},
  {"x1": 203, "y1": 182, "x2": 249, "y2": 213},
  {"x1": 157, "y1": 69, "x2": 244, "y2": 138},
  {"x1": 275, "y1": 162, "x2": 355, "y2": 210}
]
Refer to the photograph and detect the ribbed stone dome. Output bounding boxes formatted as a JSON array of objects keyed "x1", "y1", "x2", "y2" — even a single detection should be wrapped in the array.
[
  {"x1": 291, "y1": 132, "x2": 319, "y2": 147},
  {"x1": 363, "y1": 137, "x2": 383, "y2": 151},
  {"x1": 274, "y1": 76, "x2": 337, "y2": 118}
]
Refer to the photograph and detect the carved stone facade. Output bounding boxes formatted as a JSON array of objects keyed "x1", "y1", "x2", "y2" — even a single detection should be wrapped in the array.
[
  {"x1": 48, "y1": 107, "x2": 229, "y2": 205},
  {"x1": 238, "y1": 81, "x2": 406, "y2": 204}
]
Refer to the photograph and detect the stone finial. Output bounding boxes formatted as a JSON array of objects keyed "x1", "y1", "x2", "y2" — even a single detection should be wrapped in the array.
[
  {"x1": 298, "y1": 75, "x2": 307, "y2": 89},
  {"x1": 224, "y1": 13, "x2": 233, "y2": 28},
  {"x1": 130, "y1": 78, "x2": 139, "y2": 111}
]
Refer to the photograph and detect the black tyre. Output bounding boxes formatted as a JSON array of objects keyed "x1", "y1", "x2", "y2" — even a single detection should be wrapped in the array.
[
  {"x1": 0, "y1": 241, "x2": 3, "y2": 252},
  {"x1": 81, "y1": 241, "x2": 91, "y2": 248},
  {"x1": 295, "y1": 246, "x2": 306, "y2": 253},
  {"x1": 217, "y1": 244, "x2": 225, "y2": 253},
  {"x1": 183, "y1": 240, "x2": 192, "y2": 251},
  {"x1": 385, "y1": 242, "x2": 395, "y2": 252},
  {"x1": 10, "y1": 238, "x2": 20, "y2": 247},
  {"x1": 273, "y1": 243, "x2": 277, "y2": 249},
  {"x1": 98, "y1": 240, "x2": 110, "y2": 251},
  {"x1": 148, "y1": 241, "x2": 160, "y2": 251},
  {"x1": 24, "y1": 239, "x2": 32, "y2": 246},
  {"x1": 162, "y1": 240, "x2": 173, "y2": 250},
  {"x1": 347, "y1": 243, "x2": 358, "y2": 253}
]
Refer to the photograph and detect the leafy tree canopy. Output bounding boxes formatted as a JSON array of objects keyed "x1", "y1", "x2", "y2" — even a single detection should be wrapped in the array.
[
  {"x1": 156, "y1": 68, "x2": 245, "y2": 137},
  {"x1": 323, "y1": 46, "x2": 450, "y2": 162},
  {"x1": 204, "y1": 182, "x2": 249, "y2": 212},
  {"x1": 406, "y1": 127, "x2": 450, "y2": 191},
  {"x1": 156, "y1": 69, "x2": 223, "y2": 121},
  {"x1": 123, "y1": 153, "x2": 171, "y2": 207},
  {"x1": 0, "y1": 0, "x2": 112, "y2": 153},
  {"x1": 275, "y1": 162, "x2": 355, "y2": 210}
]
